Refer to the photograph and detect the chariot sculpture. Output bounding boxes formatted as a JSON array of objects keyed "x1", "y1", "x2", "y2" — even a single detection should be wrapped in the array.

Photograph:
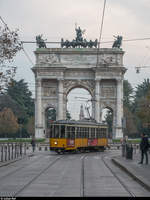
[{"x1": 61, "y1": 26, "x2": 98, "y2": 48}]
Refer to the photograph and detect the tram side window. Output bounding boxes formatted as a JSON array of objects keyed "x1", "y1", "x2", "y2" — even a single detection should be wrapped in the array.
[
  {"x1": 81, "y1": 127, "x2": 85, "y2": 138},
  {"x1": 96, "y1": 128, "x2": 98, "y2": 138},
  {"x1": 76, "y1": 127, "x2": 80, "y2": 138},
  {"x1": 103, "y1": 128, "x2": 106, "y2": 137},
  {"x1": 99, "y1": 128, "x2": 106, "y2": 138},
  {"x1": 91, "y1": 128, "x2": 95, "y2": 138},
  {"x1": 82, "y1": 128, "x2": 85, "y2": 138},
  {"x1": 67, "y1": 126, "x2": 70, "y2": 138},
  {"x1": 60, "y1": 125, "x2": 65, "y2": 138},
  {"x1": 71, "y1": 126, "x2": 75, "y2": 139},
  {"x1": 66, "y1": 126, "x2": 75, "y2": 139},
  {"x1": 85, "y1": 127, "x2": 88, "y2": 138},
  {"x1": 97, "y1": 128, "x2": 100, "y2": 138},
  {"x1": 80, "y1": 127, "x2": 82, "y2": 138}
]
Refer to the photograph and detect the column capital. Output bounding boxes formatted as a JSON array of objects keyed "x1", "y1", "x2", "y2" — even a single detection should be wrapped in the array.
[
  {"x1": 95, "y1": 78, "x2": 101, "y2": 82},
  {"x1": 36, "y1": 78, "x2": 42, "y2": 87},
  {"x1": 57, "y1": 78, "x2": 64, "y2": 81},
  {"x1": 116, "y1": 78, "x2": 123, "y2": 82}
]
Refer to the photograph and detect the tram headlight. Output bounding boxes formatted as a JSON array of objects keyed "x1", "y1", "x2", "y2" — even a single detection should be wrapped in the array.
[{"x1": 54, "y1": 141, "x2": 58, "y2": 145}]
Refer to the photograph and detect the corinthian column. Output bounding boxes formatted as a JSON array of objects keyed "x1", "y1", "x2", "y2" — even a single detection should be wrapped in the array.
[
  {"x1": 116, "y1": 79, "x2": 123, "y2": 138},
  {"x1": 58, "y1": 79, "x2": 64, "y2": 120},
  {"x1": 35, "y1": 78, "x2": 44, "y2": 138},
  {"x1": 95, "y1": 80, "x2": 100, "y2": 122}
]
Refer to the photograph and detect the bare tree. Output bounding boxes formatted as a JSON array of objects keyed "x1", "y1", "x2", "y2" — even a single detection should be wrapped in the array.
[{"x1": 0, "y1": 17, "x2": 22, "y2": 93}]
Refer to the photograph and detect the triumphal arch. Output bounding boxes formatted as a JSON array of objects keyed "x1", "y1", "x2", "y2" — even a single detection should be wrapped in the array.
[{"x1": 32, "y1": 29, "x2": 126, "y2": 139}]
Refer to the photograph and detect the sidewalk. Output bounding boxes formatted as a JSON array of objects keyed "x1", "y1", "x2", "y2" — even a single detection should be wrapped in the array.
[
  {"x1": 112, "y1": 150, "x2": 150, "y2": 191},
  {"x1": 0, "y1": 148, "x2": 34, "y2": 168}
]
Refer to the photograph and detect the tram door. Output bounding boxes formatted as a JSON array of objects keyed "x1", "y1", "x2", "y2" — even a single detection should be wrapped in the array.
[{"x1": 67, "y1": 126, "x2": 75, "y2": 147}]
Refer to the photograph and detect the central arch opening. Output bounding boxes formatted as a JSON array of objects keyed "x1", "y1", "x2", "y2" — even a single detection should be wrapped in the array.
[{"x1": 67, "y1": 88, "x2": 92, "y2": 120}]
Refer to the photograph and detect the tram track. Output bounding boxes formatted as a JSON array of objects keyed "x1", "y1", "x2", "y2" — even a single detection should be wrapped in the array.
[
  {"x1": 13, "y1": 155, "x2": 64, "y2": 197},
  {"x1": 0, "y1": 152, "x2": 60, "y2": 181},
  {"x1": 80, "y1": 155, "x2": 86, "y2": 197},
  {"x1": 80, "y1": 152, "x2": 136, "y2": 197},
  {"x1": 101, "y1": 155, "x2": 136, "y2": 197}
]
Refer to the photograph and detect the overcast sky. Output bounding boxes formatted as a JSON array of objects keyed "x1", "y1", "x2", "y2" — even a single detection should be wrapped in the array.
[{"x1": 1, "y1": 0, "x2": 150, "y2": 119}]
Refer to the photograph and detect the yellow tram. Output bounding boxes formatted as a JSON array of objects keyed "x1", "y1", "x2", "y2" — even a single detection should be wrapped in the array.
[{"x1": 49, "y1": 120, "x2": 108, "y2": 154}]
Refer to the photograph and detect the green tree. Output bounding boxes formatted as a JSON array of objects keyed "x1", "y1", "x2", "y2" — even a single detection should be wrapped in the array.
[
  {"x1": 132, "y1": 79, "x2": 150, "y2": 136},
  {"x1": 0, "y1": 107, "x2": 19, "y2": 137},
  {"x1": 123, "y1": 80, "x2": 134, "y2": 110},
  {"x1": 25, "y1": 116, "x2": 35, "y2": 137},
  {"x1": 6, "y1": 79, "x2": 34, "y2": 124},
  {"x1": 135, "y1": 91, "x2": 150, "y2": 132},
  {"x1": 123, "y1": 106, "x2": 137, "y2": 137},
  {"x1": 0, "y1": 94, "x2": 25, "y2": 119}
]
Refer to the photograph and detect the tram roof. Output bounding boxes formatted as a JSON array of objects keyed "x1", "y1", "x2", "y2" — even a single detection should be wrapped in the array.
[{"x1": 51, "y1": 120, "x2": 107, "y2": 126}]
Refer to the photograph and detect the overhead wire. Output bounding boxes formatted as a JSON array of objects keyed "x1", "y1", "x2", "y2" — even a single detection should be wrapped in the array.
[{"x1": 96, "y1": 0, "x2": 107, "y2": 67}]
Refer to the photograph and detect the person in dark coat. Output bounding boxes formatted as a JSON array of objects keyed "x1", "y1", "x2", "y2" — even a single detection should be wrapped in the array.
[
  {"x1": 31, "y1": 138, "x2": 36, "y2": 152},
  {"x1": 138, "y1": 133, "x2": 149, "y2": 164}
]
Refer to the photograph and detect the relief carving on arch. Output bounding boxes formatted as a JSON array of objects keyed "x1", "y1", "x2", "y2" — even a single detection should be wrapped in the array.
[
  {"x1": 38, "y1": 54, "x2": 60, "y2": 64},
  {"x1": 63, "y1": 80, "x2": 95, "y2": 95},
  {"x1": 42, "y1": 100, "x2": 57, "y2": 111},
  {"x1": 101, "y1": 86, "x2": 116, "y2": 97},
  {"x1": 43, "y1": 87, "x2": 57, "y2": 97},
  {"x1": 100, "y1": 101, "x2": 115, "y2": 112}
]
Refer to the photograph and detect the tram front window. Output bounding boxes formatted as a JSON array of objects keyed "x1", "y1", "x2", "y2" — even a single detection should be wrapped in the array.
[
  {"x1": 54, "y1": 125, "x2": 60, "y2": 138},
  {"x1": 60, "y1": 125, "x2": 65, "y2": 138}
]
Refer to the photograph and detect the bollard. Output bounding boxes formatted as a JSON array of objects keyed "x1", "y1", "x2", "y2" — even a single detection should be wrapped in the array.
[
  {"x1": 133, "y1": 144, "x2": 136, "y2": 154},
  {"x1": 24, "y1": 143, "x2": 26, "y2": 155},
  {"x1": 17, "y1": 144, "x2": 19, "y2": 157},
  {"x1": 20, "y1": 143, "x2": 22, "y2": 156},
  {"x1": 1, "y1": 145, "x2": 4, "y2": 162},
  {"x1": 122, "y1": 144, "x2": 126, "y2": 157},
  {"x1": 11, "y1": 143, "x2": 14, "y2": 160},
  {"x1": 8, "y1": 143, "x2": 10, "y2": 160},
  {"x1": 45, "y1": 146, "x2": 48, "y2": 151},
  {"x1": 15, "y1": 143, "x2": 17, "y2": 159},
  {"x1": 39, "y1": 146, "x2": 42, "y2": 151},
  {"x1": 126, "y1": 144, "x2": 133, "y2": 159},
  {"x1": 5, "y1": 145, "x2": 7, "y2": 162}
]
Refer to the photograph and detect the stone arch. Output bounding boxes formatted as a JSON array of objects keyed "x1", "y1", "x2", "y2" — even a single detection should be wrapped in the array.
[
  {"x1": 64, "y1": 80, "x2": 95, "y2": 97},
  {"x1": 42, "y1": 103, "x2": 57, "y2": 138},
  {"x1": 101, "y1": 104, "x2": 115, "y2": 139}
]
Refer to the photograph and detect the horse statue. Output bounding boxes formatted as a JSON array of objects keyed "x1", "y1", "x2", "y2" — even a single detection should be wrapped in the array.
[
  {"x1": 112, "y1": 35, "x2": 122, "y2": 48},
  {"x1": 36, "y1": 35, "x2": 47, "y2": 48}
]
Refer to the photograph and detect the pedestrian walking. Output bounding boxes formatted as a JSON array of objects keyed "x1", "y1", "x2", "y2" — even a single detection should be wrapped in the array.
[
  {"x1": 31, "y1": 138, "x2": 36, "y2": 153},
  {"x1": 138, "y1": 133, "x2": 149, "y2": 164}
]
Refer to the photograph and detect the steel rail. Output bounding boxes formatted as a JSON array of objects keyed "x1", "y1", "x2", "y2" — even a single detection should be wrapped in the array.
[
  {"x1": 13, "y1": 155, "x2": 64, "y2": 197},
  {"x1": 101, "y1": 155, "x2": 136, "y2": 197},
  {"x1": 80, "y1": 155, "x2": 87, "y2": 197}
]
